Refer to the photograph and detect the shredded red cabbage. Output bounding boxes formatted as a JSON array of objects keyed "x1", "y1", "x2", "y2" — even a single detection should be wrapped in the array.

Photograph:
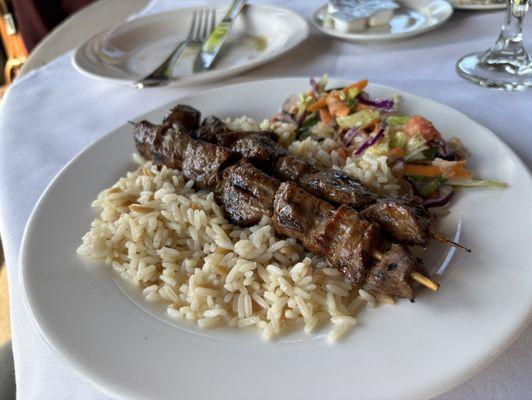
[
  {"x1": 354, "y1": 121, "x2": 387, "y2": 156},
  {"x1": 434, "y1": 139, "x2": 456, "y2": 160},
  {"x1": 343, "y1": 126, "x2": 362, "y2": 146},
  {"x1": 422, "y1": 186, "x2": 454, "y2": 208},
  {"x1": 295, "y1": 112, "x2": 305, "y2": 127},
  {"x1": 357, "y1": 92, "x2": 394, "y2": 110},
  {"x1": 402, "y1": 179, "x2": 417, "y2": 201},
  {"x1": 310, "y1": 77, "x2": 320, "y2": 97},
  {"x1": 281, "y1": 95, "x2": 298, "y2": 114},
  {"x1": 272, "y1": 112, "x2": 297, "y2": 125}
]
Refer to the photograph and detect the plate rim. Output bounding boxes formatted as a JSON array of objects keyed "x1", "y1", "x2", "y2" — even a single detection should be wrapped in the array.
[
  {"x1": 71, "y1": 4, "x2": 309, "y2": 85},
  {"x1": 310, "y1": 0, "x2": 454, "y2": 42},
  {"x1": 19, "y1": 77, "x2": 532, "y2": 400},
  {"x1": 451, "y1": 1, "x2": 507, "y2": 10}
]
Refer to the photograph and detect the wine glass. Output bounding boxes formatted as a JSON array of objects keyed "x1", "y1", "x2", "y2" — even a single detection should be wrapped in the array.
[{"x1": 456, "y1": 0, "x2": 532, "y2": 90}]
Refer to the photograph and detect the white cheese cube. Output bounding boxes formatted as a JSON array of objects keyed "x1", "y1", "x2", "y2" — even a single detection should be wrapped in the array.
[
  {"x1": 368, "y1": 9, "x2": 394, "y2": 27},
  {"x1": 330, "y1": 11, "x2": 367, "y2": 33}
]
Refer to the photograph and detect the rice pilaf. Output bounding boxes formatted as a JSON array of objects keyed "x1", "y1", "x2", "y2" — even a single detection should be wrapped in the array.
[{"x1": 78, "y1": 150, "x2": 380, "y2": 341}]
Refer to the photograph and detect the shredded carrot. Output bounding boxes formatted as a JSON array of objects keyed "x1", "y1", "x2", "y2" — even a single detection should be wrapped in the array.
[
  {"x1": 386, "y1": 148, "x2": 406, "y2": 158},
  {"x1": 448, "y1": 165, "x2": 472, "y2": 179},
  {"x1": 328, "y1": 103, "x2": 340, "y2": 115},
  {"x1": 404, "y1": 164, "x2": 442, "y2": 177},
  {"x1": 307, "y1": 98, "x2": 327, "y2": 112},
  {"x1": 342, "y1": 79, "x2": 368, "y2": 94},
  {"x1": 404, "y1": 163, "x2": 472, "y2": 179},
  {"x1": 324, "y1": 93, "x2": 349, "y2": 117},
  {"x1": 319, "y1": 108, "x2": 333, "y2": 124}
]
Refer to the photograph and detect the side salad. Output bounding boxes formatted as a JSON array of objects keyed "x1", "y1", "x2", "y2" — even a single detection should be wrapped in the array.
[{"x1": 276, "y1": 76, "x2": 505, "y2": 207}]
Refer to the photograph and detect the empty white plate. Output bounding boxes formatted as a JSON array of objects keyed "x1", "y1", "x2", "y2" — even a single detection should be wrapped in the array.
[
  {"x1": 73, "y1": 5, "x2": 308, "y2": 86},
  {"x1": 311, "y1": 0, "x2": 453, "y2": 41},
  {"x1": 20, "y1": 78, "x2": 532, "y2": 400}
]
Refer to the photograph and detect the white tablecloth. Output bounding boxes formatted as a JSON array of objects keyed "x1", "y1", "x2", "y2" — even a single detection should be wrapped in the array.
[{"x1": 1, "y1": 1, "x2": 531, "y2": 399}]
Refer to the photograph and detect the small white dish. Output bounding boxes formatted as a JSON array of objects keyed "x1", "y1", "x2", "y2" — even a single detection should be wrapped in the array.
[
  {"x1": 20, "y1": 78, "x2": 532, "y2": 400},
  {"x1": 311, "y1": 0, "x2": 453, "y2": 41},
  {"x1": 451, "y1": 1, "x2": 506, "y2": 10},
  {"x1": 72, "y1": 5, "x2": 308, "y2": 86}
]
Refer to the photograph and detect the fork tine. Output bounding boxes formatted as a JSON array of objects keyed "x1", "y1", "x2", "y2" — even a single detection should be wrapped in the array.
[
  {"x1": 188, "y1": 10, "x2": 198, "y2": 39},
  {"x1": 201, "y1": 9, "x2": 210, "y2": 40},
  {"x1": 209, "y1": 9, "x2": 216, "y2": 36},
  {"x1": 197, "y1": 9, "x2": 206, "y2": 40},
  {"x1": 194, "y1": 9, "x2": 205, "y2": 40},
  {"x1": 201, "y1": 9, "x2": 211, "y2": 41}
]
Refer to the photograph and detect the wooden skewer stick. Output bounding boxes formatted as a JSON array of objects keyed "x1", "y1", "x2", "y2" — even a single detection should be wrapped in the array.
[
  {"x1": 432, "y1": 233, "x2": 471, "y2": 253},
  {"x1": 411, "y1": 271, "x2": 439, "y2": 291},
  {"x1": 372, "y1": 250, "x2": 439, "y2": 292},
  {"x1": 127, "y1": 121, "x2": 136, "y2": 126}
]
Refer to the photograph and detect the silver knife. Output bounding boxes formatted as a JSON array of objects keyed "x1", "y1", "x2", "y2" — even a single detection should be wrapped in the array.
[{"x1": 194, "y1": 0, "x2": 247, "y2": 72}]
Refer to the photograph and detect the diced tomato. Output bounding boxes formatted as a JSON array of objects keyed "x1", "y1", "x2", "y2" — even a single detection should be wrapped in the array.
[{"x1": 403, "y1": 116, "x2": 442, "y2": 141}]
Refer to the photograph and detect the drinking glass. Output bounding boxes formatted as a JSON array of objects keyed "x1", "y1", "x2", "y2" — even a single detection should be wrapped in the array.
[{"x1": 456, "y1": 0, "x2": 532, "y2": 90}]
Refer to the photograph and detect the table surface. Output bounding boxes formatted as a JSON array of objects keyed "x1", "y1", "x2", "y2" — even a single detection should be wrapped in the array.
[{"x1": 3, "y1": 1, "x2": 532, "y2": 399}]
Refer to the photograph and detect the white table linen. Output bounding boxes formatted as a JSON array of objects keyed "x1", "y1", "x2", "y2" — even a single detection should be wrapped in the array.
[{"x1": 0, "y1": 1, "x2": 531, "y2": 399}]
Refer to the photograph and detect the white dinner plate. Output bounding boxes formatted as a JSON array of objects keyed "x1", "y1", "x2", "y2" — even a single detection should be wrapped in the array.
[
  {"x1": 311, "y1": 0, "x2": 453, "y2": 42},
  {"x1": 20, "y1": 78, "x2": 532, "y2": 400},
  {"x1": 451, "y1": 1, "x2": 506, "y2": 10},
  {"x1": 72, "y1": 5, "x2": 308, "y2": 86}
]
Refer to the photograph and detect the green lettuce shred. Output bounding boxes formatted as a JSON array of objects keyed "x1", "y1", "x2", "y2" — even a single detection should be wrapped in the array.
[
  {"x1": 336, "y1": 110, "x2": 380, "y2": 129},
  {"x1": 387, "y1": 115, "x2": 410, "y2": 126},
  {"x1": 389, "y1": 131, "x2": 408, "y2": 149}
]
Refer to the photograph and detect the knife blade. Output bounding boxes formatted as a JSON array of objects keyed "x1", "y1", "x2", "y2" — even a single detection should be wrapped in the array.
[{"x1": 194, "y1": 0, "x2": 247, "y2": 72}]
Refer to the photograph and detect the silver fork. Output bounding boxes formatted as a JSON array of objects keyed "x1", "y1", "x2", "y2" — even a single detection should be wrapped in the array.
[{"x1": 136, "y1": 8, "x2": 216, "y2": 88}]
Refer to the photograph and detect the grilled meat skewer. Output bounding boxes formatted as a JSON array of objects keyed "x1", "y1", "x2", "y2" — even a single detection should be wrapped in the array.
[
  {"x1": 272, "y1": 182, "x2": 427, "y2": 299},
  {"x1": 301, "y1": 169, "x2": 377, "y2": 210},
  {"x1": 157, "y1": 105, "x2": 435, "y2": 247},
  {"x1": 184, "y1": 108, "x2": 467, "y2": 250},
  {"x1": 163, "y1": 104, "x2": 201, "y2": 131},
  {"x1": 218, "y1": 161, "x2": 280, "y2": 226},
  {"x1": 272, "y1": 180, "x2": 381, "y2": 285},
  {"x1": 272, "y1": 181, "x2": 337, "y2": 256},
  {"x1": 133, "y1": 118, "x2": 235, "y2": 190},
  {"x1": 361, "y1": 197, "x2": 432, "y2": 247},
  {"x1": 369, "y1": 245, "x2": 429, "y2": 299},
  {"x1": 132, "y1": 113, "x2": 438, "y2": 299}
]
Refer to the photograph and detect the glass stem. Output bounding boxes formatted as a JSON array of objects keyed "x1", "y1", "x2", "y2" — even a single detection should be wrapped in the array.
[
  {"x1": 493, "y1": 1, "x2": 528, "y2": 53},
  {"x1": 483, "y1": 0, "x2": 531, "y2": 70}
]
